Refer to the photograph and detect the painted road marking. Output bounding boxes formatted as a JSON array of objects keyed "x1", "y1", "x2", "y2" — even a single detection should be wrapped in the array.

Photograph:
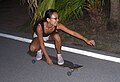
[{"x1": 0, "y1": 32, "x2": 120, "y2": 63}]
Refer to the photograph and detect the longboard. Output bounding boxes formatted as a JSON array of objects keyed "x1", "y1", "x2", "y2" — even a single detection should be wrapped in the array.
[{"x1": 28, "y1": 51, "x2": 83, "y2": 76}]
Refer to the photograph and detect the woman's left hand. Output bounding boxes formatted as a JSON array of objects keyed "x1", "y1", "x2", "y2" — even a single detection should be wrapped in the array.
[{"x1": 86, "y1": 40, "x2": 95, "y2": 46}]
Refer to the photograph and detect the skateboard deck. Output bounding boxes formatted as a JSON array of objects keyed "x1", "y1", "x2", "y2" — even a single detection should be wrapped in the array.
[{"x1": 28, "y1": 51, "x2": 83, "y2": 76}]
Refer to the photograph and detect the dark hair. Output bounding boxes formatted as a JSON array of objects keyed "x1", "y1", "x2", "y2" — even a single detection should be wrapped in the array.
[
  {"x1": 33, "y1": 9, "x2": 57, "y2": 31},
  {"x1": 44, "y1": 9, "x2": 57, "y2": 21}
]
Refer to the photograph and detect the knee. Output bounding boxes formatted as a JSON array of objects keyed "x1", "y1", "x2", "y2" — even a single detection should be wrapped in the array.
[
  {"x1": 54, "y1": 34, "x2": 61, "y2": 43},
  {"x1": 56, "y1": 37, "x2": 61, "y2": 43},
  {"x1": 29, "y1": 45, "x2": 36, "y2": 52}
]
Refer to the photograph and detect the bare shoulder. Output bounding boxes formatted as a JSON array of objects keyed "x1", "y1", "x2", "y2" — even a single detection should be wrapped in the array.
[
  {"x1": 36, "y1": 24, "x2": 42, "y2": 34},
  {"x1": 37, "y1": 24, "x2": 42, "y2": 30},
  {"x1": 57, "y1": 22, "x2": 65, "y2": 29}
]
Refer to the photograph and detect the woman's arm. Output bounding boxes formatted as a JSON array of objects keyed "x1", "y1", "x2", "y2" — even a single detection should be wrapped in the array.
[
  {"x1": 36, "y1": 24, "x2": 53, "y2": 64},
  {"x1": 57, "y1": 23, "x2": 95, "y2": 46}
]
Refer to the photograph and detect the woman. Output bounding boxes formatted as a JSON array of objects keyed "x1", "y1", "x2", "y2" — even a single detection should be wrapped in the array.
[{"x1": 29, "y1": 9, "x2": 95, "y2": 65}]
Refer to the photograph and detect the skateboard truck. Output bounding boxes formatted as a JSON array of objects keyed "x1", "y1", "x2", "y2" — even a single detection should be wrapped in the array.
[
  {"x1": 67, "y1": 64, "x2": 83, "y2": 76},
  {"x1": 32, "y1": 59, "x2": 36, "y2": 64},
  {"x1": 67, "y1": 69, "x2": 74, "y2": 76}
]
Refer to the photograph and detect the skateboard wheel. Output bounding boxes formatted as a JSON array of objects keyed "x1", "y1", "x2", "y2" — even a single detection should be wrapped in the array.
[
  {"x1": 32, "y1": 59, "x2": 36, "y2": 64},
  {"x1": 67, "y1": 71, "x2": 72, "y2": 76}
]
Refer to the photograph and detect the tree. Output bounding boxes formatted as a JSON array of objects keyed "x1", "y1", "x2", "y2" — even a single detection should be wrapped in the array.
[
  {"x1": 83, "y1": 0, "x2": 105, "y2": 32},
  {"x1": 21, "y1": 0, "x2": 105, "y2": 32},
  {"x1": 26, "y1": 0, "x2": 55, "y2": 25},
  {"x1": 22, "y1": 0, "x2": 83, "y2": 26},
  {"x1": 107, "y1": 0, "x2": 120, "y2": 30}
]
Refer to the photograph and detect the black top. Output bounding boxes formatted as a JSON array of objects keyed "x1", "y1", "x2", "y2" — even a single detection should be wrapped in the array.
[{"x1": 33, "y1": 19, "x2": 57, "y2": 37}]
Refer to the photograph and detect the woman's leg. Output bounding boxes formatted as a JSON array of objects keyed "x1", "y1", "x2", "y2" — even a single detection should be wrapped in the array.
[
  {"x1": 49, "y1": 32, "x2": 64, "y2": 65},
  {"x1": 49, "y1": 32, "x2": 62, "y2": 54},
  {"x1": 29, "y1": 36, "x2": 53, "y2": 65},
  {"x1": 29, "y1": 37, "x2": 43, "y2": 60},
  {"x1": 29, "y1": 37, "x2": 40, "y2": 52}
]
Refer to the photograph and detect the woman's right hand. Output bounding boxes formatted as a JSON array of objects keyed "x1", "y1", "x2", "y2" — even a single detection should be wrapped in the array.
[{"x1": 46, "y1": 58, "x2": 53, "y2": 65}]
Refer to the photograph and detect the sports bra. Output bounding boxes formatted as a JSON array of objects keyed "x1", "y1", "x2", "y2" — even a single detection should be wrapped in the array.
[{"x1": 33, "y1": 19, "x2": 57, "y2": 37}]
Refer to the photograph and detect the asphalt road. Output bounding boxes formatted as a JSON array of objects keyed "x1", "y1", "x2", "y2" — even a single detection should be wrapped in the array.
[
  {"x1": 0, "y1": 32, "x2": 120, "y2": 82},
  {"x1": 0, "y1": 0, "x2": 120, "y2": 82}
]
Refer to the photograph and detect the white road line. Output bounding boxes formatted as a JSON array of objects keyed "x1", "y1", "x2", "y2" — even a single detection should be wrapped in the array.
[{"x1": 0, "y1": 32, "x2": 120, "y2": 63}]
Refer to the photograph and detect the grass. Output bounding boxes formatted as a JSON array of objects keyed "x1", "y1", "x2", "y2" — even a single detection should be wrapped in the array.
[{"x1": 60, "y1": 15, "x2": 120, "y2": 54}]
